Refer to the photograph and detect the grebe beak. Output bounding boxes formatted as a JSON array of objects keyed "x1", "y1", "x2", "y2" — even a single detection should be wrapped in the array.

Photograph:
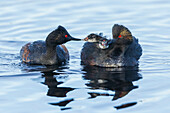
[
  {"x1": 82, "y1": 37, "x2": 88, "y2": 41},
  {"x1": 70, "y1": 36, "x2": 81, "y2": 41}
]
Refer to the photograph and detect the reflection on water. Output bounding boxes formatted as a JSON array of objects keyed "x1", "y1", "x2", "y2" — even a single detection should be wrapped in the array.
[
  {"x1": 114, "y1": 102, "x2": 137, "y2": 110},
  {"x1": 41, "y1": 71, "x2": 75, "y2": 110},
  {"x1": 83, "y1": 66, "x2": 142, "y2": 101},
  {"x1": 42, "y1": 72, "x2": 74, "y2": 98},
  {"x1": 40, "y1": 66, "x2": 142, "y2": 110},
  {"x1": 1, "y1": 0, "x2": 170, "y2": 112},
  {"x1": 21, "y1": 63, "x2": 70, "y2": 72}
]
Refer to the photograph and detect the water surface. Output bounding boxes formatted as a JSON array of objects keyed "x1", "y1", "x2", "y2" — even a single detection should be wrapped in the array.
[{"x1": 0, "y1": 0, "x2": 170, "y2": 113}]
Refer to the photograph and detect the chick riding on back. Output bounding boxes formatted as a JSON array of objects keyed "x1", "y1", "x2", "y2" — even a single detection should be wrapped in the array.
[{"x1": 81, "y1": 24, "x2": 142, "y2": 67}]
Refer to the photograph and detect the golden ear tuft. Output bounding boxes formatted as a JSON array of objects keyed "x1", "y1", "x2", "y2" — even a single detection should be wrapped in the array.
[{"x1": 120, "y1": 27, "x2": 132, "y2": 36}]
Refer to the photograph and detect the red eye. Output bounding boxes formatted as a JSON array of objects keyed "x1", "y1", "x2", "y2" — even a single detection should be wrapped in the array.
[
  {"x1": 118, "y1": 35, "x2": 121, "y2": 38},
  {"x1": 65, "y1": 35, "x2": 68, "y2": 38}
]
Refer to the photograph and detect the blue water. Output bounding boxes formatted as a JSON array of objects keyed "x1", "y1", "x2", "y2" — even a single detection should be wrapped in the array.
[{"x1": 0, "y1": 0, "x2": 170, "y2": 113}]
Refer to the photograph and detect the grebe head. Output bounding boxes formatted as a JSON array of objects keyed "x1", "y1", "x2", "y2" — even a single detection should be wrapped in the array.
[
  {"x1": 83, "y1": 33, "x2": 103, "y2": 42},
  {"x1": 98, "y1": 38, "x2": 112, "y2": 49},
  {"x1": 83, "y1": 33, "x2": 113, "y2": 49},
  {"x1": 112, "y1": 24, "x2": 133, "y2": 44},
  {"x1": 46, "y1": 25, "x2": 81, "y2": 46}
]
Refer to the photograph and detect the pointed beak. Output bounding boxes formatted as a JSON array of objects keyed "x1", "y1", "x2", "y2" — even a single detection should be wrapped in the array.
[
  {"x1": 69, "y1": 36, "x2": 81, "y2": 41},
  {"x1": 82, "y1": 37, "x2": 88, "y2": 41}
]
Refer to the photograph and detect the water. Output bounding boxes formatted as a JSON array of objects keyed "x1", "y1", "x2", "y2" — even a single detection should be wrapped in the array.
[{"x1": 0, "y1": 0, "x2": 170, "y2": 112}]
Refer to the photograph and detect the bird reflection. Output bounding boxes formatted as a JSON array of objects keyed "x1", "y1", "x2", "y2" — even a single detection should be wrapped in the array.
[
  {"x1": 82, "y1": 66, "x2": 142, "y2": 101},
  {"x1": 41, "y1": 71, "x2": 74, "y2": 108},
  {"x1": 40, "y1": 65, "x2": 142, "y2": 110}
]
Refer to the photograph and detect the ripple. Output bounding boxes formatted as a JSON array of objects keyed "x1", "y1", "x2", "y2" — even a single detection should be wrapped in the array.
[{"x1": 0, "y1": 0, "x2": 170, "y2": 112}]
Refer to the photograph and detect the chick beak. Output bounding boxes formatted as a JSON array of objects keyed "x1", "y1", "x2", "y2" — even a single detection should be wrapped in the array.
[{"x1": 83, "y1": 37, "x2": 88, "y2": 41}]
